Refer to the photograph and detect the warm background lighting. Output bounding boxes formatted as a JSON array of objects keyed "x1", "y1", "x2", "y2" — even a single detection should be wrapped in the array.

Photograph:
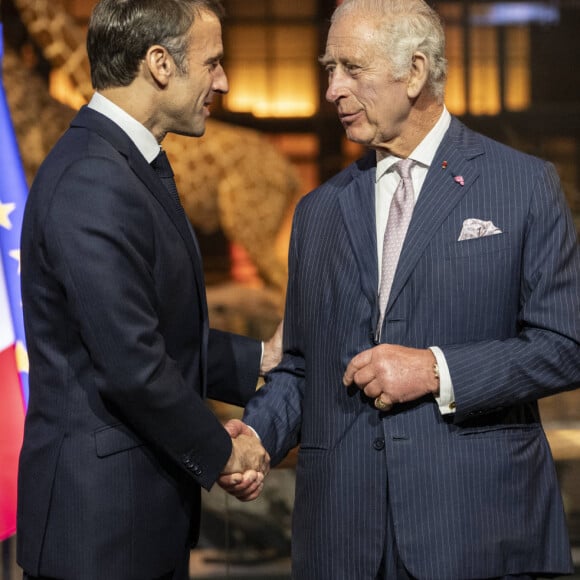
[
  {"x1": 440, "y1": 3, "x2": 532, "y2": 116},
  {"x1": 221, "y1": 0, "x2": 319, "y2": 118}
]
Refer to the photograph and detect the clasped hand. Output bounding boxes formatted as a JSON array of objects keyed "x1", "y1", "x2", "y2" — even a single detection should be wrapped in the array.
[
  {"x1": 218, "y1": 344, "x2": 437, "y2": 500},
  {"x1": 343, "y1": 343, "x2": 439, "y2": 410},
  {"x1": 219, "y1": 419, "x2": 270, "y2": 502}
]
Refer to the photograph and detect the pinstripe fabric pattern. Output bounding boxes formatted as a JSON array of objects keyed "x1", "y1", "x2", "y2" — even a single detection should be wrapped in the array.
[{"x1": 244, "y1": 117, "x2": 580, "y2": 579}]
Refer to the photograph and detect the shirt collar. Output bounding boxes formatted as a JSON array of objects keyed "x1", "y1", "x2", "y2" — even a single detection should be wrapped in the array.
[
  {"x1": 87, "y1": 92, "x2": 161, "y2": 163},
  {"x1": 376, "y1": 106, "x2": 452, "y2": 182}
]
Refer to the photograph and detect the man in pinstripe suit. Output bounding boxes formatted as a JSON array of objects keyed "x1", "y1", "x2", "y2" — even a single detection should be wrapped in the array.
[{"x1": 221, "y1": 0, "x2": 580, "y2": 577}]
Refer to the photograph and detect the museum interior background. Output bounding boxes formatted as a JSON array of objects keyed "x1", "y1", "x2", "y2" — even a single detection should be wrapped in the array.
[{"x1": 1, "y1": 0, "x2": 580, "y2": 578}]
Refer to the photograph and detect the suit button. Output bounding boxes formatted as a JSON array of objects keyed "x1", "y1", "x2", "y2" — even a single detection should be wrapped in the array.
[
  {"x1": 373, "y1": 438, "x2": 385, "y2": 451},
  {"x1": 193, "y1": 466, "x2": 202, "y2": 476}
]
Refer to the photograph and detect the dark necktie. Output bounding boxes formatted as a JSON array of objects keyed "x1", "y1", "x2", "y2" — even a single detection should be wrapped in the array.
[
  {"x1": 150, "y1": 149, "x2": 202, "y2": 257},
  {"x1": 150, "y1": 152, "x2": 207, "y2": 386},
  {"x1": 376, "y1": 158, "x2": 416, "y2": 341},
  {"x1": 150, "y1": 149, "x2": 184, "y2": 215}
]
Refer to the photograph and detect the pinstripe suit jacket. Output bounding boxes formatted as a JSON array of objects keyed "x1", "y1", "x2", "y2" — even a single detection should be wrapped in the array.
[{"x1": 244, "y1": 117, "x2": 580, "y2": 579}]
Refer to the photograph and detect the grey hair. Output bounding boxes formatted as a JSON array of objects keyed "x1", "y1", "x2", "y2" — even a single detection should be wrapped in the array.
[{"x1": 332, "y1": 0, "x2": 447, "y2": 102}]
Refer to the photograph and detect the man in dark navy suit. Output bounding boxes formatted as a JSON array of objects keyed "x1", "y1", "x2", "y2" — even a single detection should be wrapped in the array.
[
  {"x1": 222, "y1": 0, "x2": 580, "y2": 578},
  {"x1": 17, "y1": 1, "x2": 280, "y2": 578}
]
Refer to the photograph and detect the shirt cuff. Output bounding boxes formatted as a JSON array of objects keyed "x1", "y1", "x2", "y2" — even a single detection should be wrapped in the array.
[
  {"x1": 260, "y1": 342, "x2": 264, "y2": 371},
  {"x1": 429, "y1": 346, "x2": 456, "y2": 415}
]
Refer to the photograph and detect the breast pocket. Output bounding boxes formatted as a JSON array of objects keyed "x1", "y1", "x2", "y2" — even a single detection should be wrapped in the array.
[{"x1": 445, "y1": 232, "x2": 511, "y2": 260}]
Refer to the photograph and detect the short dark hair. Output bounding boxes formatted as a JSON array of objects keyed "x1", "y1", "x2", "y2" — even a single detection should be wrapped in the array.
[{"x1": 87, "y1": 0, "x2": 225, "y2": 90}]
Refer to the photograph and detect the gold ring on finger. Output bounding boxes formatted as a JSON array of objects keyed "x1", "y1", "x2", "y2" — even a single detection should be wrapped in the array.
[{"x1": 374, "y1": 396, "x2": 391, "y2": 411}]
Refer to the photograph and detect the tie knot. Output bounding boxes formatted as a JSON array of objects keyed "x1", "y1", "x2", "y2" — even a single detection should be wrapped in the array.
[
  {"x1": 151, "y1": 150, "x2": 174, "y2": 178},
  {"x1": 394, "y1": 158, "x2": 414, "y2": 180}
]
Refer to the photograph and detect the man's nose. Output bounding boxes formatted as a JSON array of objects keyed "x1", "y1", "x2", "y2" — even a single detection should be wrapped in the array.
[
  {"x1": 213, "y1": 65, "x2": 229, "y2": 94},
  {"x1": 326, "y1": 70, "x2": 346, "y2": 103}
]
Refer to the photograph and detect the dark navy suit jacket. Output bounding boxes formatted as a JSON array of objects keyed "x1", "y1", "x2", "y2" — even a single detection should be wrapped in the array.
[
  {"x1": 245, "y1": 117, "x2": 580, "y2": 579},
  {"x1": 18, "y1": 107, "x2": 261, "y2": 580}
]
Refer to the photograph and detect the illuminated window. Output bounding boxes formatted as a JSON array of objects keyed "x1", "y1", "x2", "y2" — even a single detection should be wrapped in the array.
[
  {"x1": 222, "y1": 0, "x2": 319, "y2": 118},
  {"x1": 469, "y1": 26, "x2": 501, "y2": 115},
  {"x1": 504, "y1": 26, "x2": 531, "y2": 111},
  {"x1": 444, "y1": 23, "x2": 467, "y2": 115},
  {"x1": 439, "y1": 2, "x2": 537, "y2": 115}
]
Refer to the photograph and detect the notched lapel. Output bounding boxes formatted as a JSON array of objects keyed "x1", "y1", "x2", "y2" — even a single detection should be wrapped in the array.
[
  {"x1": 129, "y1": 148, "x2": 204, "y2": 268},
  {"x1": 134, "y1": 152, "x2": 197, "y2": 252},
  {"x1": 338, "y1": 155, "x2": 379, "y2": 310},
  {"x1": 129, "y1": 148, "x2": 210, "y2": 393},
  {"x1": 385, "y1": 122, "x2": 484, "y2": 314},
  {"x1": 76, "y1": 107, "x2": 203, "y2": 271}
]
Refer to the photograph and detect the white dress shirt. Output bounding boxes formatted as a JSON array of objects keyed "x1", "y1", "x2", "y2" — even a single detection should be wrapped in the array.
[{"x1": 87, "y1": 92, "x2": 161, "y2": 162}]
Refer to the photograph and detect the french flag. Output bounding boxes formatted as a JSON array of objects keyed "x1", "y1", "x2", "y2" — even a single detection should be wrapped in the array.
[{"x1": 0, "y1": 23, "x2": 29, "y2": 542}]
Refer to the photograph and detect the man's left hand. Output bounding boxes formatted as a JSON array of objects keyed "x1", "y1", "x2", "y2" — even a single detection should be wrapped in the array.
[{"x1": 343, "y1": 344, "x2": 439, "y2": 410}]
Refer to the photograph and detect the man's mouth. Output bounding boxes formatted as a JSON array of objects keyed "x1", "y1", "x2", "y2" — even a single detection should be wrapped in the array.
[{"x1": 339, "y1": 110, "x2": 362, "y2": 123}]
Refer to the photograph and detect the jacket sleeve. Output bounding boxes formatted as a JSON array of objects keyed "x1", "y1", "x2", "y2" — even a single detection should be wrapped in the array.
[
  {"x1": 206, "y1": 328, "x2": 261, "y2": 407},
  {"x1": 243, "y1": 222, "x2": 305, "y2": 466}
]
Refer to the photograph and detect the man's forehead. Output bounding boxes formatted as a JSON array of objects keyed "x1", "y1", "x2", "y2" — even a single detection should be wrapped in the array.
[
  {"x1": 188, "y1": 11, "x2": 223, "y2": 46},
  {"x1": 324, "y1": 17, "x2": 382, "y2": 57},
  {"x1": 323, "y1": 31, "x2": 381, "y2": 62}
]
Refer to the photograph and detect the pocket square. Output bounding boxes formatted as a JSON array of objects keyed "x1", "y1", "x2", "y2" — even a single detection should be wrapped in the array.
[{"x1": 458, "y1": 218, "x2": 502, "y2": 241}]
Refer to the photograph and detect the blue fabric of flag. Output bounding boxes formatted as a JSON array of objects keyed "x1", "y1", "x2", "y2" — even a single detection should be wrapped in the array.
[{"x1": 0, "y1": 24, "x2": 30, "y2": 405}]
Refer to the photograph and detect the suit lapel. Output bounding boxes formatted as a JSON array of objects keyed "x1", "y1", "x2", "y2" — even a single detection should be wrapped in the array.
[
  {"x1": 129, "y1": 146, "x2": 205, "y2": 268},
  {"x1": 73, "y1": 107, "x2": 206, "y2": 285},
  {"x1": 136, "y1": 150, "x2": 211, "y2": 393},
  {"x1": 128, "y1": 147, "x2": 209, "y2": 325},
  {"x1": 338, "y1": 153, "x2": 379, "y2": 312},
  {"x1": 385, "y1": 119, "x2": 484, "y2": 315}
]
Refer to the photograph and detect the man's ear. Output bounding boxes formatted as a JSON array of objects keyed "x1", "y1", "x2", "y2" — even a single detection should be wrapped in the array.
[
  {"x1": 407, "y1": 51, "x2": 429, "y2": 99},
  {"x1": 144, "y1": 45, "x2": 173, "y2": 88}
]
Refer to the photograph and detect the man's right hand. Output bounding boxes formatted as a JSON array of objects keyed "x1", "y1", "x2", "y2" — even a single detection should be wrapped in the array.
[
  {"x1": 219, "y1": 419, "x2": 270, "y2": 501},
  {"x1": 223, "y1": 431, "x2": 270, "y2": 475}
]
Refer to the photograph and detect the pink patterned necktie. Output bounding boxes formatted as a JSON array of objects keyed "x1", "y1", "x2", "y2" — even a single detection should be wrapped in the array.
[{"x1": 376, "y1": 158, "x2": 415, "y2": 341}]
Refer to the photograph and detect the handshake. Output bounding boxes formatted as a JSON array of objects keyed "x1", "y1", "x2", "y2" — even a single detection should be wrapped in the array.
[{"x1": 218, "y1": 419, "x2": 270, "y2": 502}]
